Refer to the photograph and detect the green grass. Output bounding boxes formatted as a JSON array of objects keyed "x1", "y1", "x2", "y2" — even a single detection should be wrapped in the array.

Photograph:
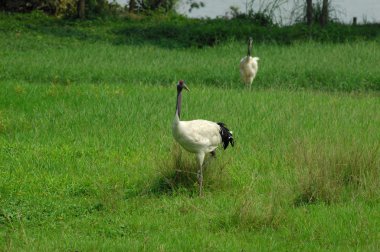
[
  {"x1": 1, "y1": 84, "x2": 379, "y2": 250},
  {"x1": 1, "y1": 37, "x2": 379, "y2": 91},
  {"x1": 1, "y1": 13, "x2": 379, "y2": 91},
  {"x1": 1, "y1": 14, "x2": 380, "y2": 251}
]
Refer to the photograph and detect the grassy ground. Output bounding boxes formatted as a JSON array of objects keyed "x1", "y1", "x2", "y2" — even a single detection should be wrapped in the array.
[
  {"x1": 0, "y1": 14, "x2": 380, "y2": 251},
  {"x1": 1, "y1": 18, "x2": 379, "y2": 91}
]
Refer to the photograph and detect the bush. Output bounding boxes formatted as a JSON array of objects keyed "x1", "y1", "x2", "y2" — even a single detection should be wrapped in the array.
[
  {"x1": 0, "y1": 0, "x2": 123, "y2": 18},
  {"x1": 0, "y1": 0, "x2": 77, "y2": 16},
  {"x1": 117, "y1": 17, "x2": 380, "y2": 47}
]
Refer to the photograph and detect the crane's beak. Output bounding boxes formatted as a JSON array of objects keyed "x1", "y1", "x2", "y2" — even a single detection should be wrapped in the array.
[{"x1": 183, "y1": 84, "x2": 190, "y2": 91}]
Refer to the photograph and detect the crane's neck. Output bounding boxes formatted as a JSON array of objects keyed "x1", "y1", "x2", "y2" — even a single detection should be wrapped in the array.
[
  {"x1": 247, "y1": 41, "x2": 252, "y2": 57},
  {"x1": 175, "y1": 90, "x2": 182, "y2": 120}
]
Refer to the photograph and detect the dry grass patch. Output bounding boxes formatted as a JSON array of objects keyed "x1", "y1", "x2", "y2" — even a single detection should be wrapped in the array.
[
  {"x1": 231, "y1": 173, "x2": 292, "y2": 231},
  {"x1": 291, "y1": 140, "x2": 380, "y2": 206}
]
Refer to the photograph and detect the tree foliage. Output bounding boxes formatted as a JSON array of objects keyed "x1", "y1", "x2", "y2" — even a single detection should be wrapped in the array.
[
  {"x1": 228, "y1": 0, "x2": 287, "y2": 27},
  {"x1": 0, "y1": 0, "x2": 122, "y2": 17},
  {"x1": 0, "y1": 0, "x2": 76, "y2": 16},
  {"x1": 186, "y1": 0, "x2": 205, "y2": 13},
  {"x1": 128, "y1": 0, "x2": 179, "y2": 13}
]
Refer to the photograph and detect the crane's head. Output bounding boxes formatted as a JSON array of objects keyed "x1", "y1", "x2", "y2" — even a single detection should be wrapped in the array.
[{"x1": 177, "y1": 80, "x2": 190, "y2": 93}]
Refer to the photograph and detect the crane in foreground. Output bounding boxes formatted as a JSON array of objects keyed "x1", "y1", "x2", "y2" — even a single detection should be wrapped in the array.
[
  {"x1": 239, "y1": 37, "x2": 259, "y2": 89},
  {"x1": 172, "y1": 80, "x2": 234, "y2": 196}
]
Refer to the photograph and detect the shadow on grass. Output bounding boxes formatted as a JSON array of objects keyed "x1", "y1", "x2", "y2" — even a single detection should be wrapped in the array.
[
  {"x1": 137, "y1": 143, "x2": 232, "y2": 197},
  {"x1": 146, "y1": 144, "x2": 199, "y2": 196},
  {"x1": 148, "y1": 168, "x2": 198, "y2": 196}
]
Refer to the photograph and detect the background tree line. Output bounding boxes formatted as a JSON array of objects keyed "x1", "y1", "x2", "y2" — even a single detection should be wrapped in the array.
[
  {"x1": 0, "y1": 0, "x2": 331, "y2": 27},
  {"x1": 0, "y1": 0, "x2": 181, "y2": 18}
]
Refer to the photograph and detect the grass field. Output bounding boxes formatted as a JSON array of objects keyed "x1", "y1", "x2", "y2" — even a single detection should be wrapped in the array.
[{"x1": 1, "y1": 14, "x2": 380, "y2": 251}]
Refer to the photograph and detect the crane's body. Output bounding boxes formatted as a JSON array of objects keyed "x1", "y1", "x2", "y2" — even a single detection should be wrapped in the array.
[
  {"x1": 173, "y1": 117, "x2": 221, "y2": 154},
  {"x1": 239, "y1": 37, "x2": 259, "y2": 89},
  {"x1": 172, "y1": 81, "x2": 234, "y2": 196}
]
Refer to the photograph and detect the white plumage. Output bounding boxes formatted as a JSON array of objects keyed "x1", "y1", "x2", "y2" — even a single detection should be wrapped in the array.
[
  {"x1": 173, "y1": 119, "x2": 221, "y2": 154},
  {"x1": 172, "y1": 80, "x2": 234, "y2": 196},
  {"x1": 240, "y1": 37, "x2": 259, "y2": 89}
]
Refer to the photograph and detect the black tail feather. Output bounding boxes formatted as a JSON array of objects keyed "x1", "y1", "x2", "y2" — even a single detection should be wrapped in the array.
[{"x1": 217, "y1": 122, "x2": 234, "y2": 150}]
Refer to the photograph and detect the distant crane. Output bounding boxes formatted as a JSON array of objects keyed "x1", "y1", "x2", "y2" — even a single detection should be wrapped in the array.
[
  {"x1": 240, "y1": 37, "x2": 259, "y2": 89},
  {"x1": 172, "y1": 80, "x2": 234, "y2": 196}
]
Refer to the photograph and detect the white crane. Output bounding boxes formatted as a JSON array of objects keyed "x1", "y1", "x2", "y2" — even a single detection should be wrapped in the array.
[
  {"x1": 239, "y1": 37, "x2": 259, "y2": 89},
  {"x1": 172, "y1": 80, "x2": 234, "y2": 196}
]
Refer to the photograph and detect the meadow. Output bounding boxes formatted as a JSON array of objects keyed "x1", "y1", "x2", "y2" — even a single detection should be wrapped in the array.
[{"x1": 0, "y1": 14, "x2": 380, "y2": 251}]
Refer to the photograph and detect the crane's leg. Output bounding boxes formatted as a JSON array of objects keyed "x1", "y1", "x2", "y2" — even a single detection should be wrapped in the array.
[
  {"x1": 249, "y1": 76, "x2": 254, "y2": 91},
  {"x1": 196, "y1": 152, "x2": 205, "y2": 196},
  {"x1": 245, "y1": 82, "x2": 250, "y2": 90}
]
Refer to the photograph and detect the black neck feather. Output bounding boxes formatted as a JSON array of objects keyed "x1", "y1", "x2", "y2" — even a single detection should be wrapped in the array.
[{"x1": 176, "y1": 90, "x2": 182, "y2": 118}]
